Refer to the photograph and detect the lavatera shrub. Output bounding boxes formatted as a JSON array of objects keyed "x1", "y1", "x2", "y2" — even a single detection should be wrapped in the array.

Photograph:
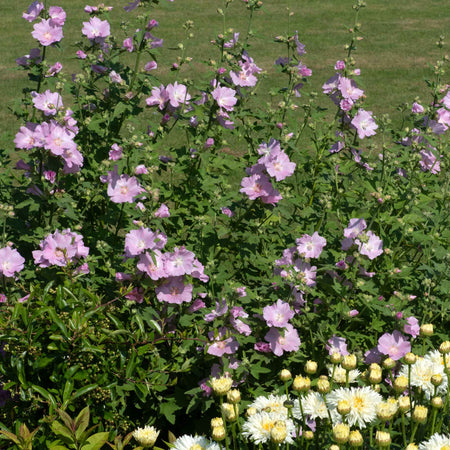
[{"x1": 0, "y1": 0, "x2": 448, "y2": 447}]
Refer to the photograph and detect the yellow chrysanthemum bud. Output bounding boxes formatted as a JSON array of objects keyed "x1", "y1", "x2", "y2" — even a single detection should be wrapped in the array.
[
  {"x1": 303, "y1": 430, "x2": 314, "y2": 440},
  {"x1": 420, "y1": 323, "x2": 433, "y2": 336},
  {"x1": 431, "y1": 374, "x2": 443, "y2": 386},
  {"x1": 342, "y1": 354, "x2": 357, "y2": 370},
  {"x1": 329, "y1": 446, "x2": 340, "y2": 450},
  {"x1": 398, "y1": 395, "x2": 411, "y2": 413},
  {"x1": 369, "y1": 363, "x2": 381, "y2": 371},
  {"x1": 369, "y1": 368, "x2": 382, "y2": 384},
  {"x1": 337, "y1": 399, "x2": 351, "y2": 416},
  {"x1": 405, "y1": 444, "x2": 419, "y2": 450},
  {"x1": 280, "y1": 369, "x2": 292, "y2": 381},
  {"x1": 333, "y1": 423, "x2": 350, "y2": 444},
  {"x1": 382, "y1": 357, "x2": 396, "y2": 369},
  {"x1": 348, "y1": 430, "x2": 363, "y2": 447},
  {"x1": 221, "y1": 402, "x2": 238, "y2": 422},
  {"x1": 330, "y1": 352, "x2": 343, "y2": 364},
  {"x1": 211, "y1": 417, "x2": 223, "y2": 428},
  {"x1": 211, "y1": 426, "x2": 226, "y2": 442},
  {"x1": 292, "y1": 375, "x2": 311, "y2": 392},
  {"x1": 210, "y1": 376, "x2": 233, "y2": 396},
  {"x1": 439, "y1": 341, "x2": 450, "y2": 354},
  {"x1": 375, "y1": 431, "x2": 391, "y2": 447},
  {"x1": 270, "y1": 420, "x2": 287, "y2": 444},
  {"x1": 246, "y1": 406, "x2": 257, "y2": 417},
  {"x1": 227, "y1": 389, "x2": 241, "y2": 404},
  {"x1": 412, "y1": 405, "x2": 428, "y2": 424},
  {"x1": 404, "y1": 352, "x2": 417, "y2": 365},
  {"x1": 305, "y1": 360, "x2": 318, "y2": 374},
  {"x1": 431, "y1": 396, "x2": 444, "y2": 409},
  {"x1": 317, "y1": 377, "x2": 331, "y2": 394},
  {"x1": 393, "y1": 375, "x2": 409, "y2": 393}
]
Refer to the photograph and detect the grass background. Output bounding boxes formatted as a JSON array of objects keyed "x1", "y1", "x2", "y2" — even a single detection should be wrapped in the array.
[{"x1": 1, "y1": 0, "x2": 449, "y2": 149}]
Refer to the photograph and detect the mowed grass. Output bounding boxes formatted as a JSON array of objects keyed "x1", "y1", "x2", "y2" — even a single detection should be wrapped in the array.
[{"x1": 1, "y1": 0, "x2": 449, "y2": 149}]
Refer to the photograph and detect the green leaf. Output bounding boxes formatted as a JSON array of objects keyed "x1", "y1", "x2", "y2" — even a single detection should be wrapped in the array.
[
  {"x1": 71, "y1": 384, "x2": 98, "y2": 402},
  {"x1": 75, "y1": 406, "x2": 90, "y2": 440},
  {"x1": 0, "y1": 429, "x2": 20, "y2": 445},
  {"x1": 51, "y1": 421, "x2": 74, "y2": 442},
  {"x1": 80, "y1": 431, "x2": 109, "y2": 450},
  {"x1": 31, "y1": 384, "x2": 58, "y2": 409}
]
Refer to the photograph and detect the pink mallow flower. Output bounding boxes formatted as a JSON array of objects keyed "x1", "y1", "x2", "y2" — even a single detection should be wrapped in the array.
[
  {"x1": 212, "y1": 85, "x2": 237, "y2": 112},
  {"x1": 404, "y1": 316, "x2": 420, "y2": 338},
  {"x1": 265, "y1": 324, "x2": 301, "y2": 357},
  {"x1": 23, "y1": 1, "x2": 44, "y2": 22},
  {"x1": 326, "y1": 335, "x2": 349, "y2": 356},
  {"x1": 351, "y1": 109, "x2": 378, "y2": 139},
  {"x1": 31, "y1": 19, "x2": 64, "y2": 46},
  {"x1": 356, "y1": 231, "x2": 383, "y2": 260},
  {"x1": 124, "y1": 227, "x2": 167, "y2": 258},
  {"x1": 82, "y1": 17, "x2": 110, "y2": 43},
  {"x1": 154, "y1": 204, "x2": 170, "y2": 218},
  {"x1": 207, "y1": 328, "x2": 239, "y2": 356},
  {"x1": 264, "y1": 151, "x2": 296, "y2": 181},
  {"x1": 377, "y1": 330, "x2": 411, "y2": 361},
  {"x1": 155, "y1": 276, "x2": 192, "y2": 304},
  {"x1": 106, "y1": 167, "x2": 145, "y2": 203},
  {"x1": 263, "y1": 299, "x2": 294, "y2": 328},
  {"x1": 32, "y1": 90, "x2": 63, "y2": 116},
  {"x1": 0, "y1": 247, "x2": 25, "y2": 278},
  {"x1": 32, "y1": 229, "x2": 89, "y2": 268},
  {"x1": 166, "y1": 82, "x2": 191, "y2": 108},
  {"x1": 296, "y1": 231, "x2": 327, "y2": 259}
]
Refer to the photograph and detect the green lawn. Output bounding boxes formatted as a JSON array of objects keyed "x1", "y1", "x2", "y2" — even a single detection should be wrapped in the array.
[{"x1": 1, "y1": 0, "x2": 449, "y2": 148}]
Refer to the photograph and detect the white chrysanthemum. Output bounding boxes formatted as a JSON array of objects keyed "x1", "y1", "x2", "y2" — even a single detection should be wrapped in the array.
[
  {"x1": 250, "y1": 394, "x2": 288, "y2": 415},
  {"x1": 399, "y1": 355, "x2": 448, "y2": 399},
  {"x1": 326, "y1": 386, "x2": 382, "y2": 429},
  {"x1": 418, "y1": 432, "x2": 450, "y2": 449},
  {"x1": 425, "y1": 349, "x2": 450, "y2": 370},
  {"x1": 171, "y1": 434, "x2": 220, "y2": 450},
  {"x1": 299, "y1": 392, "x2": 329, "y2": 420},
  {"x1": 242, "y1": 411, "x2": 295, "y2": 445},
  {"x1": 132, "y1": 425, "x2": 159, "y2": 447},
  {"x1": 328, "y1": 364, "x2": 361, "y2": 384}
]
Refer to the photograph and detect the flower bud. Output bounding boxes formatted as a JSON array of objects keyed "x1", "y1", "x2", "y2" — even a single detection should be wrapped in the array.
[
  {"x1": 132, "y1": 426, "x2": 160, "y2": 448},
  {"x1": 270, "y1": 421, "x2": 287, "y2": 444},
  {"x1": 375, "y1": 431, "x2": 391, "y2": 447},
  {"x1": 317, "y1": 377, "x2": 330, "y2": 394},
  {"x1": 431, "y1": 374, "x2": 443, "y2": 386},
  {"x1": 280, "y1": 369, "x2": 292, "y2": 381},
  {"x1": 404, "y1": 352, "x2": 417, "y2": 365},
  {"x1": 405, "y1": 444, "x2": 418, "y2": 450},
  {"x1": 369, "y1": 363, "x2": 381, "y2": 371},
  {"x1": 348, "y1": 430, "x2": 363, "y2": 447},
  {"x1": 393, "y1": 375, "x2": 408, "y2": 393},
  {"x1": 431, "y1": 396, "x2": 444, "y2": 409},
  {"x1": 333, "y1": 423, "x2": 350, "y2": 444},
  {"x1": 210, "y1": 376, "x2": 233, "y2": 396},
  {"x1": 420, "y1": 323, "x2": 433, "y2": 336},
  {"x1": 211, "y1": 417, "x2": 223, "y2": 428},
  {"x1": 211, "y1": 426, "x2": 226, "y2": 442},
  {"x1": 227, "y1": 389, "x2": 241, "y2": 404},
  {"x1": 369, "y1": 368, "x2": 382, "y2": 384},
  {"x1": 398, "y1": 395, "x2": 410, "y2": 413},
  {"x1": 292, "y1": 375, "x2": 310, "y2": 392},
  {"x1": 304, "y1": 430, "x2": 314, "y2": 440},
  {"x1": 329, "y1": 446, "x2": 340, "y2": 450},
  {"x1": 305, "y1": 360, "x2": 318, "y2": 374},
  {"x1": 221, "y1": 402, "x2": 238, "y2": 422},
  {"x1": 439, "y1": 341, "x2": 450, "y2": 354},
  {"x1": 246, "y1": 406, "x2": 257, "y2": 417},
  {"x1": 412, "y1": 405, "x2": 428, "y2": 424},
  {"x1": 382, "y1": 357, "x2": 396, "y2": 369},
  {"x1": 337, "y1": 399, "x2": 351, "y2": 416},
  {"x1": 342, "y1": 354, "x2": 357, "y2": 370},
  {"x1": 330, "y1": 352, "x2": 343, "y2": 364}
]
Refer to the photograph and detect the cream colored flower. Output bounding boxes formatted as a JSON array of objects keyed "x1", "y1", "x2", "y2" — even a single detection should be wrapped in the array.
[
  {"x1": 242, "y1": 412, "x2": 295, "y2": 445},
  {"x1": 132, "y1": 425, "x2": 159, "y2": 448}
]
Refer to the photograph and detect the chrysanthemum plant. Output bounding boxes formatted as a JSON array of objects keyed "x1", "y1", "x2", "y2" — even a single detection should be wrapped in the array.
[{"x1": 0, "y1": 0, "x2": 448, "y2": 447}]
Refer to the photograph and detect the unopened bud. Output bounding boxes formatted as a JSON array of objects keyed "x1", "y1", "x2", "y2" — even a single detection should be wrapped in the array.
[
  {"x1": 342, "y1": 354, "x2": 357, "y2": 370},
  {"x1": 333, "y1": 423, "x2": 350, "y2": 444},
  {"x1": 412, "y1": 405, "x2": 428, "y2": 424},
  {"x1": 404, "y1": 352, "x2": 417, "y2": 365},
  {"x1": 398, "y1": 396, "x2": 410, "y2": 413},
  {"x1": 420, "y1": 324, "x2": 433, "y2": 336},
  {"x1": 439, "y1": 341, "x2": 450, "y2": 354},
  {"x1": 330, "y1": 352, "x2": 342, "y2": 364},
  {"x1": 317, "y1": 377, "x2": 330, "y2": 394},
  {"x1": 292, "y1": 375, "x2": 310, "y2": 392},
  {"x1": 348, "y1": 430, "x2": 363, "y2": 447},
  {"x1": 212, "y1": 426, "x2": 226, "y2": 442},
  {"x1": 305, "y1": 360, "x2": 318, "y2": 374},
  {"x1": 270, "y1": 421, "x2": 287, "y2": 444},
  {"x1": 375, "y1": 431, "x2": 391, "y2": 447},
  {"x1": 393, "y1": 375, "x2": 408, "y2": 393},
  {"x1": 431, "y1": 374, "x2": 443, "y2": 386},
  {"x1": 383, "y1": 357, "x2": 396, "y2": 370},
  {"x1": 280, "y1": 369, "x2": 292, "y2": 381}
]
